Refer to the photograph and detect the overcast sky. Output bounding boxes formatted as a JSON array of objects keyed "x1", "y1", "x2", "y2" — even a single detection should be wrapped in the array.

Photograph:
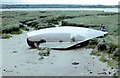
[{"x1": 2, "y1": 0, "x2": 120, "y2": 5}]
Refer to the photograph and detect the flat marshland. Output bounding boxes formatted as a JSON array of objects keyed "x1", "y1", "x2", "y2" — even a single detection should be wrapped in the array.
[{"x1": 1, "y1": 11, "x2": 119, "y2": 76}]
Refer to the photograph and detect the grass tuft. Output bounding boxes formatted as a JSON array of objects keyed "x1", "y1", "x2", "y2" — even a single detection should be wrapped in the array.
[
  {"x1": 1, "y1": 34, "x2": 12, "y2": 39},
  {"x1": 99, "y1": 56, "x2": 108, "y2": 62},
  {"x1": 10, "y1": 30, "x2": 22, "y2": 35},
  {"x1": 90, "y1": 51, "x2": 101, "y2": 56},
  {"x1": 38, "y1": 47, "x2": 51, "y2": 56}
]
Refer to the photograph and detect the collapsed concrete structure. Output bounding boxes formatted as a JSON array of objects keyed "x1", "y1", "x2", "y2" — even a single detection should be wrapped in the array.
[{"x1": 27, "y1": 26, "x2": 107, "y2": 49}]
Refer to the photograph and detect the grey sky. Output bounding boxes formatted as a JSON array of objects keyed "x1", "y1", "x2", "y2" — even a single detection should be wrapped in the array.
[{"x1": 1, "y1": 0, "x2": 120, "y2": 5}]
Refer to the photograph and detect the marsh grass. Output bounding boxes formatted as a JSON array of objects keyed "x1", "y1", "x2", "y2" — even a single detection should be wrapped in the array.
[
  {"x1": 2, "y1": 11, "x2": 119, "y2": 36},
  {"x1": 10, "y1": 30, "x2": 22, "y2": 35},
  {"x1": 1, "y1": 34, "x2": 12, "y2": 39},
  {"x1": 89, "y1": 35, "x2": 119, "y2": 68},
  {"x1": 107, "y1": 60, "x2": 117, "y2": 67},
  {"x1": 99, "y1": 55, "x2": 118, "y2": 67},
  {"x1": 38, "y1": 47, "x2": 51, "y2": 56},
  {"x1": 90, "y1": 51, "x2": 101, "y2": 56},
  {"x1": 2, "y1": 25, "x2": 19, "y2": 33},
  {"x1": 64, "y1": 14, "x2": 118, "y2": 35},
  {"x1": 91, "y1": 47, "x2": 119, "y2": 68},
  {"x1": 86, "y1": 38, "x2": 99, "y2": 49},
  {"x1": 1, "y1": 11, "x2": 119, "y2": 69},
  {"x1": 104, "y1": 35, "x2": 118, "y2": 48},
  {"x1": 99, "y1": 56, "x2": 108, "y2": 62},
  {"x1": 1, "y1": 11, "x2": 105, "y2": 34},
  {"x1": 20, "y1": 27, "x2": 29, "y2": 31}
]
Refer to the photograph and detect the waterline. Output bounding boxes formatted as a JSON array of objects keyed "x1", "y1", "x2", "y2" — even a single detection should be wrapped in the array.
[{"x1": 1, "y1": 8, "x2": 118, "y2": 12}]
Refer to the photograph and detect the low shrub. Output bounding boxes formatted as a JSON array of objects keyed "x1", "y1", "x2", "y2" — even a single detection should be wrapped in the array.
[
  {"x1": 20, "y1": 27, "x2": 29, "y2": 31},
  {"x1": 89, "y1": 38, "x2": 99, "y2": 45},
  {"x1": 2, "y1": 34, "x2": 12, "y2": 39},
  {"x1": 10, "y1": 30, "x2": 22, "y2": 35},
  {"x1": 90, "y1": 51, "x2": 101, "y2": 56},
  {"x1": 107, "y1": 60, "x2": 117, "y2": 67},
  {"x1": 86, "y1": 38, "x2": 99, "y2": 49},
  {"x1": 2, "y1": 25, "x2": 20, "y2": 34},
  {"x1": 97, "y1": 43, "x2": 107, "y2": 51},
  {"x1": 36, "y1": 23, "x2": 55, "y2": 30},
  {"x1": 27, "y1": 21, "x2": 39, "y2": 27},
  {"x1": 107, "y1": 45, "x2": 117, "y2": 54},
  {"x1": 61, "y1": 21, "x2": 86, "y2": 27},
  {"x1": 38, "y1": 47, "x2": 51, "y2": 56},
  {"x1": 99, "y1": 56, "x2": 108, "y2": 62},
  {"x1": 86, "y1": 45, "x2": 97, "y2": 49},
  {"x1": 113, "y1": 48, "x2": 120, "y2": 57}
]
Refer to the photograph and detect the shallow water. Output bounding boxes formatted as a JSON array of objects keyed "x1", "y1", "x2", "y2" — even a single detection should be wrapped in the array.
[{"x1": 1, "y1": 8, "x2": 118, "y2": 12}]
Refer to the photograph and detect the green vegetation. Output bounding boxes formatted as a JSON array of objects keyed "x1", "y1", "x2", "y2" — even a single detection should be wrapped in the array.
[
  {"x1": 63, "y1": 14, "x2": 118, "y2": 35},
  {"x1": 2, "y1": 25, "x2": 20, "y2": 34},
  {"x1": 86, "y1": 38, "x2": 99, "y2": 49},
  {"x1": 89, "y1": 35, "x2": 119, "y2": 68},
  {"x1": 104, "y1": 35, "x2": 118, "y2": 48},
  {"x1": 20, "y1": 27, "x2": 29, "y2": 31},
  {"x1": 38, "y1": 47, "x2": 51, "y2": 56},
  {"x1": 107, "y1": 60, "x2": 117, "y2": 67},
  {"x1": 99, "y1": 54, "x2": 118, "y2": 67},
  {"x1": 1, "y1": 34, "x2": 12, "y2": 39},
  {"x1": 61, "y1": 11, "x2": 119, "y2": 68},
  {"x1": 99, "y1": 56, "x2": 108, "y2": 62},
  {"x1": 2, "y1": 11, "x2": 119, "y2": 36},
  {"x1": 2, "y1": 11, "x2": 105, "y2": 34},
  {"x1": 10, "y1": 30, "x2": 22, "y2": 35},
  {"x1": 90, "y1": 51, "x2": 101, "y2": 56},
  {"x1": 1, "y1": 10, "x2": 119, "y2": 70}
]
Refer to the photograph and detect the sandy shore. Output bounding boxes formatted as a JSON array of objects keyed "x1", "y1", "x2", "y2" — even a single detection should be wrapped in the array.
[{"x1": 1, "y1": 31, "x2": 117, "y2": 76}]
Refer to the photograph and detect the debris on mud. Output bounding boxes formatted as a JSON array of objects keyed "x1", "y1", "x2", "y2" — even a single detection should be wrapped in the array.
[
  {"x1": 72, "y1": 61, "x2": 79, "y2": 65},
  {"x1": 38, "y1": 47, "x2": 51, "y2": 56}
]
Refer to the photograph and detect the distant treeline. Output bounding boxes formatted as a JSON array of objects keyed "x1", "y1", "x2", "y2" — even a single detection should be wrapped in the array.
[{"x1": 2, "y1": 4, "x2": 119, "y2": 9}]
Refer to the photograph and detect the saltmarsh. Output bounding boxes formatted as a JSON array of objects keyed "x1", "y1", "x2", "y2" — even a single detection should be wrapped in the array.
[
  {"x1": 1, "y1": 11, "x2": 105, "y2": 34},
  {"x1": 63, "y1": 14, "x2": 118, "y2": 35},
  {"x1": 1, "y1": 11, "x2": 119, "y2": 71},
  {"x1": 2, "y1": 11, "x2": 118, "y2": 34}
]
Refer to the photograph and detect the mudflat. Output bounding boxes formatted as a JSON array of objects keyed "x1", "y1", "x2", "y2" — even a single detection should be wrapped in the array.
[
  {"x1": 1, "y1": 11, "x2": 119, "y2": 76},
  {"x1": 1, "y1": 31, "x2": 117, "y2": 76}
]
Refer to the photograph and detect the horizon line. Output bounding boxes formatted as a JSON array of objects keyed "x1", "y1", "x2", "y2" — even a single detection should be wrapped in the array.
[{"x1": 1, "y1": 3, "x2": 118, "y2": 6}]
